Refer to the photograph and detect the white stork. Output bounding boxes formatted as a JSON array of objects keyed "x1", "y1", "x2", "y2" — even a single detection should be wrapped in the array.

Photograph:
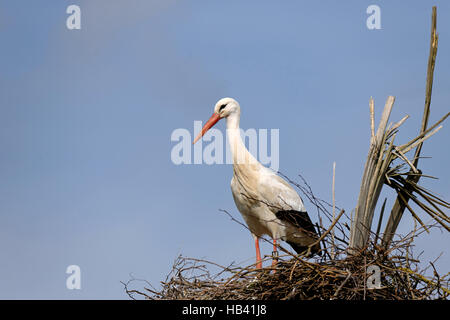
[{"x1": 193, "y1": 97, "x2": 320, "y2": 268}]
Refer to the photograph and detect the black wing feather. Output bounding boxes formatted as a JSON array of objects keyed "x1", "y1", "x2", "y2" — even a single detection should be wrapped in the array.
[
  {"x1": 275, "y1": 210, "x2": 321, "y2": 256},
  {"x1": 275, "y1": 210, "x2": 317, "y2": 235}
]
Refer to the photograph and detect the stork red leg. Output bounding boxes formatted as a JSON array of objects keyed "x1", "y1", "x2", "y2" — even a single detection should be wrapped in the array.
[{"x1": 254, "y1": 237, "x2": 262, "y2": 269}]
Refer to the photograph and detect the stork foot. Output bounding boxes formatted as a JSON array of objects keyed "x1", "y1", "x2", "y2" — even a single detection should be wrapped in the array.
[
  {"x1": 271, "y1": 238, "x2": 279, "y2": 273},
  {"x1": 271, "y1": 250, "x2": 279, "y2": 273}
]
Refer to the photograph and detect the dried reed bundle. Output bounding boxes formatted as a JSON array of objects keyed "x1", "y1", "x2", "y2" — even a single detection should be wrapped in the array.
[{"x1": 349, "y1": 7, "x2": 449, "y2": 252}]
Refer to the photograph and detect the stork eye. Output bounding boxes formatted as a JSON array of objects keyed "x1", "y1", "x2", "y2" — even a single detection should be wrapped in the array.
[{"x1": 219, "y1": 104, "x2": 227, "y2": 112}]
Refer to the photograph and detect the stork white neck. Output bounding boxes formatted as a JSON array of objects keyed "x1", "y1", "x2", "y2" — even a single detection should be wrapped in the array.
[{"x1": 225, "y1": 111, "x2": 259, "y2": 168}]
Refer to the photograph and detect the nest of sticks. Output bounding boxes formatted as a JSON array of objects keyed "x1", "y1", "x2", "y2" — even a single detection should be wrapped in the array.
[
  {"x1": 124, "y1": 233, "x2": 450, "y2": 300},
  {"x1": 159, "y1": 248, "x2": 449, "y2": 300},
  {"x1": 123, "y1": 7, "x2": 449, "y2": 301},
  {"x1": 123, "y1": 176, "x2": 449, "y2": 300}
]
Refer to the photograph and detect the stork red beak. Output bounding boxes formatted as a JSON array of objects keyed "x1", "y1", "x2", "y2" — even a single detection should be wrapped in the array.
[{"x1": 193, "y1": 113, "x2": 221, "y2": 144}]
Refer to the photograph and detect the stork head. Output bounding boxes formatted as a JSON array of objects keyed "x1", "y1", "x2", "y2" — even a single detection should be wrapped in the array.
[
  {"x1": 213, "y1": 97, "x2": 240, "y2": 118},
  {"x1": 193, "y1": 97, "x2": 240, "y2": 144}
]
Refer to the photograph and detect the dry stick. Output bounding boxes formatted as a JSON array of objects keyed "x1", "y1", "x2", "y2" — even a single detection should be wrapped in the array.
[
  {"x1": 374, "y1": 197, "x2": 387, "y2": 247},
  {"x1": 413, "y1": 183, "x2": 450, "y2": 208},
  {"x1": 384, "y1": 264, "x2": 450, "y2": 296},
  {"x1": 414, "y1": 6, "x2": 439, "y2": 167},
  {"x1": 366, "y1": 133, "x2": 397, "y2": 226},
  {"x1": 396, "y1": 177, "x2": 450, "y2": 223},
  {"x1": 370, "y1": 97, "x2": 375, "y2": 142},
  {"x1": 288, "y1": 260, "x2": 299, "y2": 281},
  {"x1": 363, "y1": 256, "x2": 367, "y2": 300},
  {"x1": 399, "y1": 187, "x2": 450, "y2": 231},
  {"x1": 396, "y1": 112, "x2": 448, "y2": 153},
  {"x1": 308, "y1": 209, "x2": 345, "y2": 254},
  {"x1": 382, "y1": 7, "x2": 439, "y2": 248},
  {"x1": 415, "y1": 190, "x2": 450, "y2": 223},
  {"x1": 399, "y1": 124, "x2": 445, "y2": 154},
  {"x1": 331, "y1": 161, "x2": 336, "y2": 259},
  {"x1": 396, "y1": 190, "x2": 430, "y2": 233},
  {"x1": 387, "y1": 115, "x2": 409, "y2": 138},
  {"x1": 332, "y1": 270, "x2": 352, "y2": 299},
  {"x1": 393, "y1": 147, "x2": 419, "y2": 174}
]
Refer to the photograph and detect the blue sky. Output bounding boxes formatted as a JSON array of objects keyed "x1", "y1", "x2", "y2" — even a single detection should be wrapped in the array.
[{"x1": 0, "y1": 1, "x2": 448, "y2": 299}]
